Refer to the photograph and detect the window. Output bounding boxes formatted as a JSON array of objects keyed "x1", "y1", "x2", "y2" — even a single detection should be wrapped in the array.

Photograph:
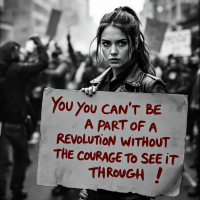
[
  {"x1": 171, "y1": 5, "x2": 176, "y2": 19},
  {"x1": 34, "y1": 19, "x2": 43, "y2": 26},
  {"x1": 181, "y1": 2, "x2": 198, "y2": 21},
  {"x1": 171, "y1": 0, "x2": 175, "y2": 5},
  {"x1": 181, "y1": 3, "x2": 190, "y2": 21},
  {"x1": 190, "y1": 3, "x2": 198, "y2": 17},
  {"x1": 34, "y1": 3, "x2": 48, "y2": 16}
]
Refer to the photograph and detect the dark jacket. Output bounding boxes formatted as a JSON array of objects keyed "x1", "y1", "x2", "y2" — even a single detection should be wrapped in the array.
[
  {"x1": 0, "y1": 42, "x2": 48, "y2": 123},
  {"x1": 162, "y1": 66, "x2": 191, "y2": 95},
  {"x1": 89, "y1": 64, "x2": 166, "y2": 200},
  {"x1": 91, "y1": 64, "x2": 166, "y2": 93}
]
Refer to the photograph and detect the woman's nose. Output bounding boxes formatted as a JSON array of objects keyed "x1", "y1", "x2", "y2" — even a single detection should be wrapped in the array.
[{"x1": 110, "y1": 45, "x2": 118, "y2": 56}]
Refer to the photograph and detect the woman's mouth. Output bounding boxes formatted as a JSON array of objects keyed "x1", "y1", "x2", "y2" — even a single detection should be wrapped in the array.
[{"x1": 109, "y1": 58, "x2": 120, "y2": 63}]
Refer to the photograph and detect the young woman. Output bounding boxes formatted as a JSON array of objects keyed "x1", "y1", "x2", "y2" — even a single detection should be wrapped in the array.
[{"x1": 80, "y1": 6, "x2": 166, "y2": 200}]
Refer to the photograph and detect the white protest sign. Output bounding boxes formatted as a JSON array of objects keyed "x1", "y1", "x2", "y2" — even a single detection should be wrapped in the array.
[
  {"x1": 37, "y1": 88, "x2": 187, "y2": 197},
  {"x1": 160, "y1": 29, "x2": 191, "y2": 57}
]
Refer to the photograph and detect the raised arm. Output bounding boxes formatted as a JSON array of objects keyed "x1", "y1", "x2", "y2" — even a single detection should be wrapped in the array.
[
  {"x1": 67, "y1": 34, "x2": 78, "y2": 69},
  {"x1": 17, "y1": 36, "x2": 49, "y2": 81}
]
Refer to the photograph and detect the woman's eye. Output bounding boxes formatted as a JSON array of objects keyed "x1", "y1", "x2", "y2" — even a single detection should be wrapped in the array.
[
  {"x1": 102, "y1": 42, "x2": 110, "y2": 47},
  {"x1": 118, "y1": 41, "x2": 126, "y2": 46}
]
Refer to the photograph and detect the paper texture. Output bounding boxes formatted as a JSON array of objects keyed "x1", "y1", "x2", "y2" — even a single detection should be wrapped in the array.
[{"x1": 37, "y1": 88, "x2": 187, "y2": 197}]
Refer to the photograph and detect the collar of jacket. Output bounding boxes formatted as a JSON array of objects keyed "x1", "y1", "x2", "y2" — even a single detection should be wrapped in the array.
[{"x1": 90, "y1": 63, "x2": 145, "y2": 87}]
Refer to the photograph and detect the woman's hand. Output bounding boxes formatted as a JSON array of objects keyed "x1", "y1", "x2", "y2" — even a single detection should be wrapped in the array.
[
  {"x1": 79, "y1": 189, "x2": 88, "y2": 200},
  {"x1": 81, "y1": 85, "x2": 97, "y2": 96}
]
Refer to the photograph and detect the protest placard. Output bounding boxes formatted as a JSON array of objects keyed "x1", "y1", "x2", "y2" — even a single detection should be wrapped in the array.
[
  {"x1": 160, "y1": 29, "x2": 191, "y2": 57},
  {"x1": 144, "y1": 18, "x2": 168, "y2": 54},
  {"x1": 37, "y1": 88, "x2": 187, "y2": 197},
  {"x1": 46, "y1": 9, "x2": 62, "y2": 38}
]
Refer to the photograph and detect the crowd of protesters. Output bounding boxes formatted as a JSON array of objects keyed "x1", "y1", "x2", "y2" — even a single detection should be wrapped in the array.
[
  {"x1": 0, "y1": 31, "x2": 199, "y2": 200},
  {"x1": 0, "y1": 34, "x2": 99, "y2": 200},
  {"x1": 152, "y1": 50, "x2": 200, "y2": 198}
]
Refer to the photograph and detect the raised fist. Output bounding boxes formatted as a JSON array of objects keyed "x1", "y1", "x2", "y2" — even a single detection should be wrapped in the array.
[{"x1": 29, "y1": 34, "x2": 42, "y2": 45}]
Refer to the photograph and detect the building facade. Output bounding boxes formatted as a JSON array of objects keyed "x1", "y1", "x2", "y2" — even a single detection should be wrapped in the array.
[
  {"x1": 0, "y1": 0, "x2": 96, "y2": 53},
  {"x1": 56, "y1": 0, "x2": 97, "y2": 53},
  {"x1": 0, "y1": 0, "x2": 14, "y2": 43},
  {"x1": 141, "y1": 0, "x2": 199, "y2": 51},
  {"x1": 0, "y1": 0, "x2": 61, "y2": 45}
]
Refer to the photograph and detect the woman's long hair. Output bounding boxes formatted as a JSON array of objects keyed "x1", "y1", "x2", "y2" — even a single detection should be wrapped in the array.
[{"x1": 92, "y1": 6, "x2": 155, "y2": 76}]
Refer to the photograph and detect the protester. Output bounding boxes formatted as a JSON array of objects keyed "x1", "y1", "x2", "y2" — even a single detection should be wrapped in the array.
[
  {"x1": 80, "y1": 6, "x2": 166, "y2": 200},
  {"x1": 45, "y1": 51, "x2": 70, "y2": 89},
  {"x1": 0, "y1": 35, "x2": 48, "y2": 200},
  {"x1": 67, "y1": 33, "x2": 85, "y2": 70},
  {"x1": 187, "y1": 64, "x2": 200, "y2": 197},
  {"x1": 162, "y1": 55, "x2": 191, "y2": 94},
  {"x1": 152, "y1": 56, "x2": 163, "y2": 79},
  {"x1": 47, "y1": 44, "x2": 77, "y2": 197},
  {"x1": 26, "y1": 43, "x2": 48, "y2": 143},
  {"x1": 75, "y1": 55, "x2": 99, "y2": 89},
  {"x1": 66, "y1": 33, "x2": 87, "y2": 90},
  {"x1": 188, "y1": 52, "x2": 199, "y2": 79}
]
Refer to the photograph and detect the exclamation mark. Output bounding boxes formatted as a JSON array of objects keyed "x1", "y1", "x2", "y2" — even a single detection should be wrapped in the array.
[{"x1": 155, "y1": 167, "x2": 163, "y2": 184}]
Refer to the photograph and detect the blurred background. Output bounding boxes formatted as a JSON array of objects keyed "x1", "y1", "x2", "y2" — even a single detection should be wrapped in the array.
[{"x1": 0, "y1": 0, "x2": 199, "y2": 200}]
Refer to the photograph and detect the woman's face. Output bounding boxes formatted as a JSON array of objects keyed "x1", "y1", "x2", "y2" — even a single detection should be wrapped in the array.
[{"x1": 101, "y1": 25, "x2": 129, "y2": 72}]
